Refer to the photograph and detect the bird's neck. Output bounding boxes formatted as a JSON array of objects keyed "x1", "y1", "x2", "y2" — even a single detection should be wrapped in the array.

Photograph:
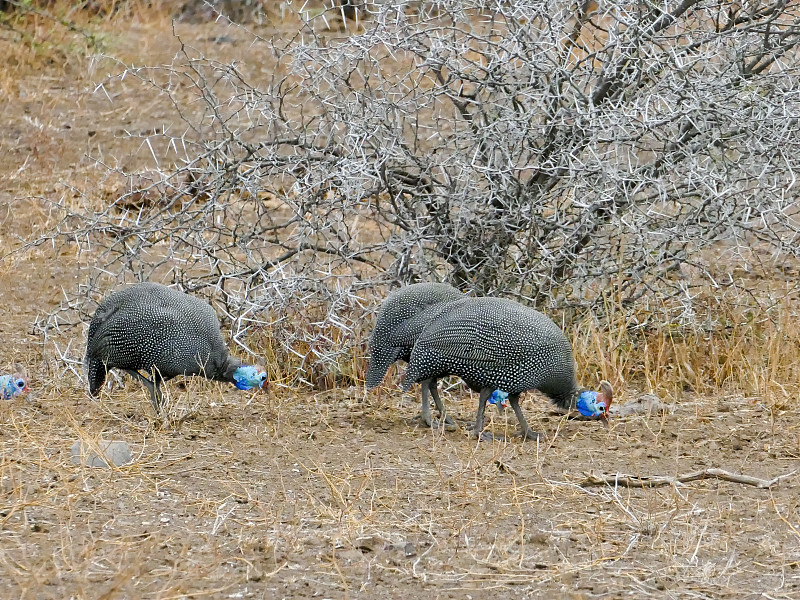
[
  {"x1": 548, "y1": 383, "x2": 581, "y2": 411},
  {"x1": 217, "y1": 355, "x2": 243, "y2": 382}
]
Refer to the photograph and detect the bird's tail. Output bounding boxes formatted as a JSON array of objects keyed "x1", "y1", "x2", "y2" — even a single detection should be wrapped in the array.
[
  {"x1": 85, "y1": 355, "x2": 107, "y2": 396},
  {"x1": 365, "y1": 360, "x2": 391, "y2": 390},
  {"x1": 365, "y1": 348, "x2": 401, "y2": 390},
  {"x1": 400, "y1": 363, "x2": 421, "y2": 392}
]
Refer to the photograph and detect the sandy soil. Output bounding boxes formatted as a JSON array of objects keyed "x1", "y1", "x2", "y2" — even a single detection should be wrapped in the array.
[{"x1": 1, "y1": 8, "x2": 799, "y2": 600}]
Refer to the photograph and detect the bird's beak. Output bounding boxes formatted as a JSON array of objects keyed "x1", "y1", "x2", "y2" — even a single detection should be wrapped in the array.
[
  {"x1": 598, "y1": 380, "x2": 614, "y2": 429},
  {"x1": 256, "y1": 366, "x2": 268, "y2": 391}
]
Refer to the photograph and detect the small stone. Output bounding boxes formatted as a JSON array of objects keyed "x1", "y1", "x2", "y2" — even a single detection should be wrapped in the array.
[
  {"x1": 610, "y1": 394, "x2": 672, "y2": 417},
  {"x1": 525, "y1": 532, "x2": 550, "y2": 545},
  {"x1": 355, "y1": 536, "x2": 380, "y2": 553},
  {"x1": 71, "y1": 440, "x2": 132, "y2": 468}
]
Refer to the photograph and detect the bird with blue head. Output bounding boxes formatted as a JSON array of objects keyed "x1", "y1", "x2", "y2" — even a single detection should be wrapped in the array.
[
  {"x1": 366, "y1": 283, "x2": 465, "y2": 429},
  {"x1": 84, "y1": 283, "x2": 267, "y2": 414},
  {"x1": 1, "y1": 374, "x2": 28, "y2": 400},
  {"x1": 401, "y1": 297, "x2": 614, "y2": 440},
  {"x1": 576, "y1": 381, "x2": 614, "y2": 428}
]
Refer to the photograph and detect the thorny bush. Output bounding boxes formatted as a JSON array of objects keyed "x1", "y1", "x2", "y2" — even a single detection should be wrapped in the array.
[{"x1": 36, "y1": 1, "x2": 800, "y2": 386}]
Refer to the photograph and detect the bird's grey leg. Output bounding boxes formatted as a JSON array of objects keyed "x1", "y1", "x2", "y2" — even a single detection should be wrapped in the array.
[
  {"x1": 419, "y1": 380, "x2": 433, "y2": 428},
  {"x1": 124, "y1": 368, "x2": 154, "y2": 395},
  {"x1": 471, "y1": 388, "x2": 495, "y2": 441},
  {"x1": 123, "y1": 369, "x2": 163, "y2": 415},
  {"x1": 150, "y1": 370, "x2": 166, "y2": 416},
  {"x1": 151, "y1": 381, "x2": 164, "y2": 415},
  {"x1": 429, "y1": 379, "x2": 458, "y2": 429},
  {"x1": 509, "y1": 393, "x2": 542, "y2": 441}
]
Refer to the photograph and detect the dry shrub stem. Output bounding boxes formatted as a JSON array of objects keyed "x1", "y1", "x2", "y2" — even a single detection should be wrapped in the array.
[{"x1": 1, "y1": 0, "x2": 100, "y2": 46}]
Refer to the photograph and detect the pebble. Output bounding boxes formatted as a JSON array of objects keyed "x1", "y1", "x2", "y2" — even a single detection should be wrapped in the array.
[
  {"x1": 71, "y1": 440, "x2": 133, "y2": 468},
  {"x1": 610, "y1": 394, "x2": 673, "y2": 417}
]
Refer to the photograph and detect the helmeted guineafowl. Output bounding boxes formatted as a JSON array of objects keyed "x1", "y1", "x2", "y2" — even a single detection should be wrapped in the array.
[
  {"x1": 366, "y1": 283, "x2": 464, "y2": 428},
  {"x1": 84, "y1": 282, "x2": 267, "y2": 413},
  {"x1": 1, "y1": 374, "x2": 28, "y2": 400},
  {"x1": 402, "y1": 296, "x2": 613, "y2": 440}
]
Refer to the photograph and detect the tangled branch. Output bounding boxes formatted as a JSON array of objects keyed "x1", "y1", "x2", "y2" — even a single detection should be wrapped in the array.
[{"x1": 31, "y1": 0, "x2": 800, "y2": 384}]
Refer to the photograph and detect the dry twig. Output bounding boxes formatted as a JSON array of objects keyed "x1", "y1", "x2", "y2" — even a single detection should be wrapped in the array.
[{"x1": 581, "y1": 468, "x2": 797, "y2": 489}]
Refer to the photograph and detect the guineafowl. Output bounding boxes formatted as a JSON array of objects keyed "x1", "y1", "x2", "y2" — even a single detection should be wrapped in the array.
[
  {"x1": 84, "y1": 282, "x2": 267, "y2": 413},
  {"x1": 1, "y1": 374, "x2": 28, "y2": 400},
  {"x1": 402, "y1": 297, "x2": 613, "y2": 440},
  {"x1": 366, "y1": 283, "x2": 464, "y2": 428}
]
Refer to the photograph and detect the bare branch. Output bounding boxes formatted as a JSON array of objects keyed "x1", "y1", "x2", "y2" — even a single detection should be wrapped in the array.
[{"x1": 580, "y1": 468, "x2": 797, "y2": 489}]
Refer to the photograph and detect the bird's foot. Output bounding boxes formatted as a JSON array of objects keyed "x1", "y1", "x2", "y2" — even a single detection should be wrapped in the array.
[
  {"x1": 516, "y1": 428, "x2": 543, "y2": 441},
  {"x1": 171, "y1": 409, "x2": 199, "y2": 428},
  {"x1": 409, "y1": 411, "x2": 433, "y2": 427},
  {"x1": 431, "y1": 412, "x2": 459, "y2": 431},
  {"x1": 411, "y1": 412, "x2": 459, "y2": 431},
  {"x1": 470, "y1": 429, "x2": 506, "y2": 442}
]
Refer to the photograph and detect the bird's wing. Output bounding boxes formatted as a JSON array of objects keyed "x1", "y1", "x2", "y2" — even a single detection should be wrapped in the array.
[
  {"x1": 416, "y1": 311, "x2": 542, "y2": 370},
  {"x1": 416, "y1": 319, "x2": 501, "y2": 367},
  {"x1": 85, "y1": 301, "x2": 123, "y2": 355}
]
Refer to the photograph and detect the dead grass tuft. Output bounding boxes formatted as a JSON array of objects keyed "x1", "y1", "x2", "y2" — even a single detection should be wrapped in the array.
[{"x1": 571, "y1": 287, "x2": 800, "y2": 410}]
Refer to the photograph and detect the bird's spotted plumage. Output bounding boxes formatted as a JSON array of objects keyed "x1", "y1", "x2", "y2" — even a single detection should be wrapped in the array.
[
  {"x1": 366, "y1": 283, "x2": 464, "y2": 429},
  {"x1": 366, "y1": 282, "x2": 464, "y2": 389},
  {"x1": 402, "y1": 297, "x2": 610, "y2": 440},
  {"x1": 84, "y1": 282, "x2": 266, "y2": 412},
  {"x1": 1, "y1": 374, "x2": 28, "y2": 400},
  {"x1": 403, "y1": 297, "x2": 578, "y2": 407}
]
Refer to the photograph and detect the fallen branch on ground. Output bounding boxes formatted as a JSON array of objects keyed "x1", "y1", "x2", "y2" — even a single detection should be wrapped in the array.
[{"x1": 580, "y1": 468, "x2": 796, "y2": 489}]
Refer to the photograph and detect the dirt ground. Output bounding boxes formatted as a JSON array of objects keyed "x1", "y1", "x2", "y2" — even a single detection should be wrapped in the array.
[{"x1": 1, "y1": 7, "x2": 800, "y2": 600}]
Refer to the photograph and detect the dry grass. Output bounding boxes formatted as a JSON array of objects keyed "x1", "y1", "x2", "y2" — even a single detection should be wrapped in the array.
[
  {"x1": 2, "y1": 3, "x2": 800, "y2": 598},
  {"x1": 570, "y1": 286, "x2": 800, "y2": 407},
  {"x1": 2, "y1": 381, "x2": 800, "y2": 599}
]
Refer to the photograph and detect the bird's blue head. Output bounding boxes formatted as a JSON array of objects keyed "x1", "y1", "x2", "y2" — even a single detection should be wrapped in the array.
[
  {"x1": 2, "y1": 374, "x2": 28, "y2": 400},
  {"x1": 576, "y1": 381, "x2": 614, "y2": 425},
  {"x1": 488, "y1": 389, "x2": 509, "y2": 410},
  {"x1": 577, "y1": 391, "x2": 606, "y2": 417},
  {"x1": 232, "y1": 366, "x2": 268, "y2": 391}
]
